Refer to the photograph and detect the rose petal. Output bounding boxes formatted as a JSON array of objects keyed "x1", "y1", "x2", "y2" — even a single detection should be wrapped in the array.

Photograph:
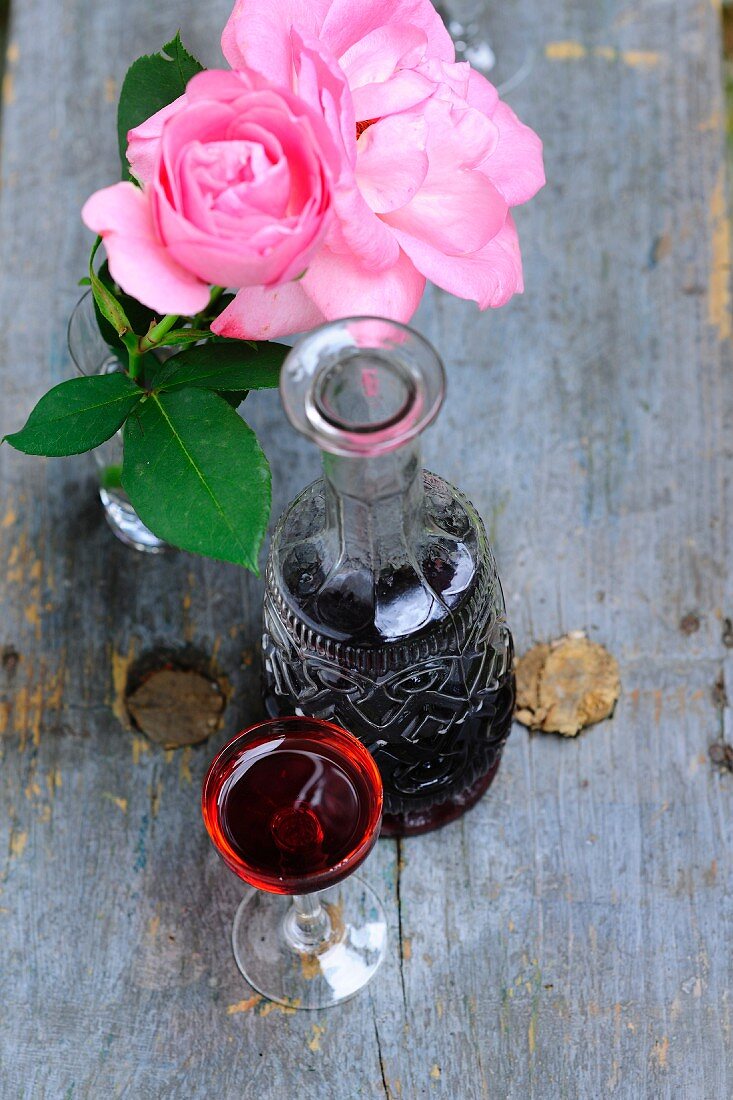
[
  {"x1": 221, "y1": 0, "x2": 331, "y2": 82},
  {"x1": 291, "y1": 29, "x2": 357, "y2": 168},
  {"x1": 127, "y1": 95, "x2": 187, "y2": 186},
  {"x1": 418, "y1": 58, "x2": 471, "y2": 101},
  {"x1": 321, "y1": 0, "x2": 454, "y2": 63},
  {"x1": 476, "y1": 96, "x2": 546, "y2": 207},
  {"x1": 159, "y1": 100, "x2": 238, "y2": 212},
  {"x1": 327, "y1": 183, "x2": 401, "y2": 269},
  {"x1": 382, "y1": 100, "x2": 505, "y2": 255},
  {"x1": 185, "y1": 68, "x2": 255, "y2": 103},
  {"x1": 384, "y1": 168, "x2": 506, "y2": 256},
  {"x1": 351, "y1": 70, "x2": 435, "y2": 121},
  {"x1": 356, "y1": 114, "x2": 428, "y2": 214},
  {"x1": 176, "y1": 139, "x2": 290, "y2": 233},
  {"x1": 388, "y1": 212, "x2": 524, "y2": 308},
  {"x1": 338, "y1": 23, "x2": 427, "y2": 87},
  {"x1": 222, "y1": 0, "x2": 454, "y2": 81},
  {"x1": 464, "y1": 68, "x2": 499, "y2": 116},
  {"x1": 154, "y1": 187, "x2": 327, "y2": 289},
  {"x1": 213, "y1": 280, "x2": 325, "y2": 339},
  {"x1": 81, "y1": 183, "x2": 211, "y2": 315},
  {"x1": 301, "y1": 245, "x2": 425, "y2": 321},
  {"x1": 423, "y1": 96, "x2": 498, "y2": 169}
]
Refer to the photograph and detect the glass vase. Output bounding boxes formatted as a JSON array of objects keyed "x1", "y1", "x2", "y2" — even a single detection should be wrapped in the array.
[
  {"x1": 67, "y1": 292, "x2": 166, "y2": 553},
  {"x1": 262, "y1": 318, "x2": 515, "y2": 837}
]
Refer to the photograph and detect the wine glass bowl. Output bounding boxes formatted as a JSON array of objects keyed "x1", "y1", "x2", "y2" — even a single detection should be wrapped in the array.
[
  {"x1": 202, "y1": 716, "x2": 383, "y2": 893},
  {"x1": 202, "y1": 716, "x2": 388, "y2": 1009}
]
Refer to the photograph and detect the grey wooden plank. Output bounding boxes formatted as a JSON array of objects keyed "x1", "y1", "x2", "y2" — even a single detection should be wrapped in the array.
[{"x1": 0, "y1": 0, "x2": 731, "y2": 1097}]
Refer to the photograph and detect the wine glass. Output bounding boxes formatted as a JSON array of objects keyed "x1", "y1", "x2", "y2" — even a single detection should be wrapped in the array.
[{"x1": 202, "y1": 716, "x2": 387, "y2": 1009}]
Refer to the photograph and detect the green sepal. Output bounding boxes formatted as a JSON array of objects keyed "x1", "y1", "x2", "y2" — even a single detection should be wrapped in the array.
[
  {"x1": 89, "y1": 238, "x2": 131, "y2": 338},
  {"x1": 153, "y1": 328, "x2": 213, "y2": 348},
  {"x1": 89, "y1": 252, "x2": 158, "y2": 357}
]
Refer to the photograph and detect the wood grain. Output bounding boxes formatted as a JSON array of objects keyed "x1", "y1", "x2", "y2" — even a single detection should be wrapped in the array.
[{"x1": 0, "y1": 0, "x2": 731, "y2": 1096}]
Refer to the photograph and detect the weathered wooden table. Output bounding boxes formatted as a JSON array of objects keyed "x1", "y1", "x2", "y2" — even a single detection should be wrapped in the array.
[{"x1": 1, "y1": 1, "x2": 731, "y2": 1096}]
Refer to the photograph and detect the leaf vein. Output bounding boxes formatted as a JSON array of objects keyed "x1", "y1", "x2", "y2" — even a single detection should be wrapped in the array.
[
  {"x1": 29, "y1": 390, "x2": 140, "y2": 427},
  {"x1": 151, "y1": 395, "x2": 250, "y2": 555}
]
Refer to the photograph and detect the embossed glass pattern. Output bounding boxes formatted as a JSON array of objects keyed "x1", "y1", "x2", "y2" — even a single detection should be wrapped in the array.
[{"x1": 263, "y1": 318, "x2": 515, "y2": 836}]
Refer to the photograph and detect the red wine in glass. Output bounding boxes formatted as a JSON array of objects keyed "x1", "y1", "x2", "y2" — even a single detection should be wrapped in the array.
[
  {"x1": 202, "y1": 717, "x2": 387, "y2": 1009},
  {"x1": 202, "y1": 718, "x2": 382, "y2": 894}
]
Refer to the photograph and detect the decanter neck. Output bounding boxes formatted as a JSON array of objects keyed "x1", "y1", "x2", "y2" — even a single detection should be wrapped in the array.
[
  {"x1": 279, "y1": 316, "x2": 446, "y2": 570},
  {"x1": 322, "y1": 440, "x2": 423, "y2": 568}
]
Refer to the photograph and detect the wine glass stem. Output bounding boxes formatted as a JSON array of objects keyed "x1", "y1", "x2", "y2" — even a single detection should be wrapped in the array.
[{"x1": 284, "y1": 892, "x2": 331, "y2": 952}]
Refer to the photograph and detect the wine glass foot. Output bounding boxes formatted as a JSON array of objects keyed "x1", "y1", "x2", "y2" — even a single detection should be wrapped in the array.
[{"x1": 232, "y1": 876, "x2": 387, "y2": 1010}]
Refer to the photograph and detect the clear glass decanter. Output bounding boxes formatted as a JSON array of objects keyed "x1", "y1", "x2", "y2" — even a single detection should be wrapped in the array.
[{"x1": 263, "y1": 318, "x2": 515, "y2": 836}]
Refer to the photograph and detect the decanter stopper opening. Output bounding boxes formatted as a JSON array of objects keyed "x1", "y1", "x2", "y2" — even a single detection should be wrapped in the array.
[{"x1": 279, "y1": 316, "x2": 445, "y2": 456}]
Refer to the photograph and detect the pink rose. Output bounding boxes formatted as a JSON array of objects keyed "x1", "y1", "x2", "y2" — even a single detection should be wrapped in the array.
[
  {"x1": 82, "y1": 69, "x2": 339, "y2": 316},
  {"x1": 214, "y1": 0, "x2": 545, "y2": 339}
]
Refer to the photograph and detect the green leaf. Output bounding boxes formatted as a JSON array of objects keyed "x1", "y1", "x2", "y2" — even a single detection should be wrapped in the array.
[
  {"x1": 153, "y1": 341, "x2": 286, "y2": 394},
  {"x1": 220, "y1": 390, "x2": 249, "y2": 409},
  {"x1": 118, "y1": 33, "x2": 205, "y2": 179},
  {"x1": 4, "y1": 375, "x2": 143, "y2": 456},
  {"x1": 122, "y1": 388, "x2": 270, "y2": 571}
]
